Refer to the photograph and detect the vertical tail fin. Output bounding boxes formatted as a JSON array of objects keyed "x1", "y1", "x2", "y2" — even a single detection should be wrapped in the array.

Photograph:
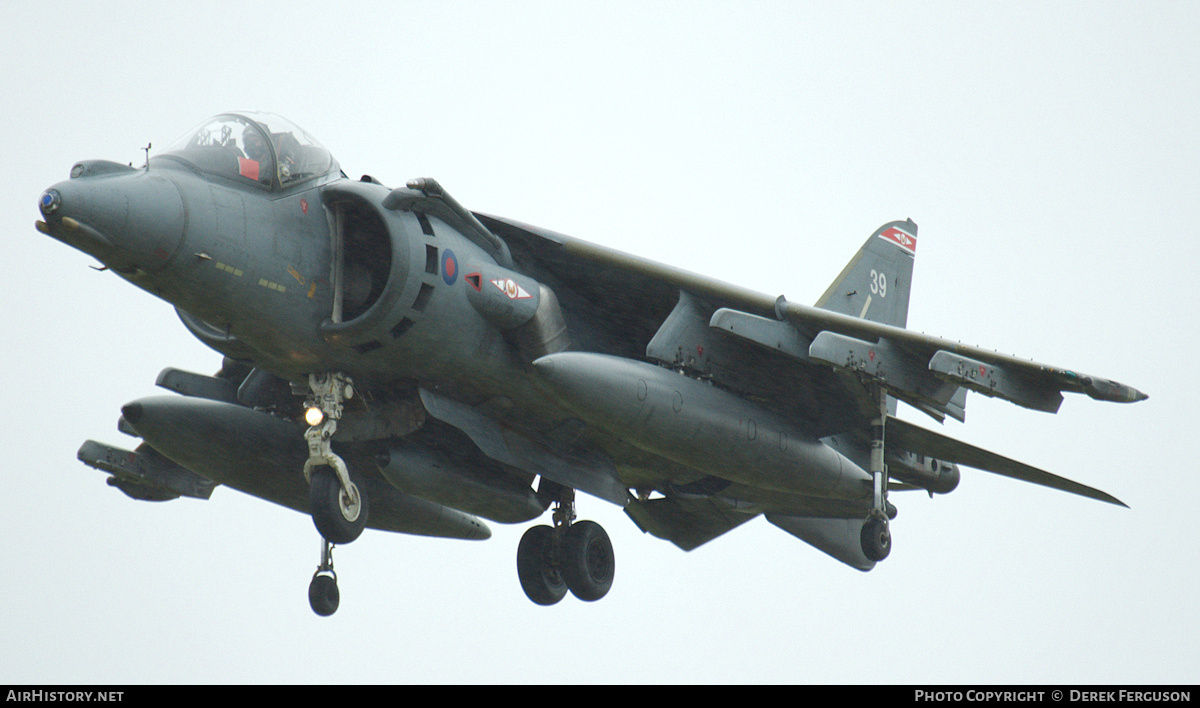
[{"x1": 815, "y1": 219, "x2": 917, "y2": 328}]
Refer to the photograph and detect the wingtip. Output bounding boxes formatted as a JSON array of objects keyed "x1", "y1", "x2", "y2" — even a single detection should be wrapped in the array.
[
  {"x1": 1081, "y1": 376, "x2": 1150, "y2": 404},
  {"x1": 1098, "y1": 490, "x2": 1130, "y2": 508},
  {"x1": 1078, "y1": 484, "x2": 1129, "y2": 508}
]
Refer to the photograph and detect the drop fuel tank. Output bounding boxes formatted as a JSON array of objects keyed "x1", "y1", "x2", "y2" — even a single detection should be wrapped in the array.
[{"x1": 532, "y1": 352, "x2": 872, "y2": 500}]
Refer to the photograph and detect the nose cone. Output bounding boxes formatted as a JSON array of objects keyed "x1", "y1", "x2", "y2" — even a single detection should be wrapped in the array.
[{"x1": 37, "y1": 160, "x2": 185, "y2": 273}]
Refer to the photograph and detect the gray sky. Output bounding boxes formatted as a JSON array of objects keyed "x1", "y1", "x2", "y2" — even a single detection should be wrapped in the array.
[{"x1": 2, "y1": 1, "x2": 1196, "y2": 684}]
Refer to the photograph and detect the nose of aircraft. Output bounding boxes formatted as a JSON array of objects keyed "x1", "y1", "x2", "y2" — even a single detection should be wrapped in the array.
[{"x1": 36, "y1": 160, "x2": 185, "y2": 273}]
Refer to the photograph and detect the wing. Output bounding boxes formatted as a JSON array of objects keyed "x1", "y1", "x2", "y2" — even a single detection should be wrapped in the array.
[
  {"x1": 479, "y1": 213, "x2": 866, "y2": 437},
  {"x1": 480, "y1": 213, "x2": 1146, "y2": 420},
  {"x1": 887, "y1": 416, "x2": 1127, "y2": 507},
  {"x1": 477, "y1": 213, "x2": 1141, "y2": 555},
  {"x1": 772, "y1": 297, "x2": 1148, "y2": 412}
]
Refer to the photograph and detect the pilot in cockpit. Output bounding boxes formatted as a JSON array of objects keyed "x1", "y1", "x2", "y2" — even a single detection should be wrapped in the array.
[
  {"x1": 274, "y1": 132, "x2": 302, "y2": 184},
  {"x1": 159, "y1": 112, "x2": 336, "y2": 190},
  {"x1": 242, "y1": 128, "x2": 273, "y2": 182}
]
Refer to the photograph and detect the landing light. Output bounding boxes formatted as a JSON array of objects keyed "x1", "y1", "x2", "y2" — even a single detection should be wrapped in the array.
[{"x1": 305, "y1": 407, "x2": 325, "y2": 427}]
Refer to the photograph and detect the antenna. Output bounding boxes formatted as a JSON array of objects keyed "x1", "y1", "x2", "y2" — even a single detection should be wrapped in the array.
[{"x1": 142, "y1": 143, "x2": 152, "y2": 170}]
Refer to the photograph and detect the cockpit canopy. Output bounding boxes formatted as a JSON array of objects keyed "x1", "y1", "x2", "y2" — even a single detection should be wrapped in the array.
[{"x1": 159, "y1": 112, "x2": 338, "y2": 190}]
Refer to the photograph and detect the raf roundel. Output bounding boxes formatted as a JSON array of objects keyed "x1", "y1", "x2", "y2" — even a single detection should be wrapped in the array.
[{"x1": 441, "y1": 248, "x2": 458, "y2": 286}]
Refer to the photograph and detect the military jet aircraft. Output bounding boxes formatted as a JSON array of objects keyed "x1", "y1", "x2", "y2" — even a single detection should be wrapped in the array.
[{"x1": 36, "y1": 112, "x2": 1146, "y2": 616}]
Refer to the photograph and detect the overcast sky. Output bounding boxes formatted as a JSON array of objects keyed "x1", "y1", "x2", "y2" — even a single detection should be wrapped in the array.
[{"x1": 2, "y1": 1, "x2": 1196, "y2": 684}]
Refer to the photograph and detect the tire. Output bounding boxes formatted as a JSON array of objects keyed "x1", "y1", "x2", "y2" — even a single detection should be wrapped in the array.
[
  {"x1": 309, "y1": 572, "x2": 339, "y2": 617},
  {"x1": 516, "y1": 525, "x2": 567, "y2": 606},
  {"x1": 562, "y1": 520, "x2": 614, "y2": 602},
  {"x1": 310, "y1": 467, "x2": 367, "y2": 544},
  {"x1": 860, "y1": 517, "x2": 891, "y2": 562}
]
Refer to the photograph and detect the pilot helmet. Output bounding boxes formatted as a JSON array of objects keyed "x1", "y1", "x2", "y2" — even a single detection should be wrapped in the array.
[{"x1": 243, "y1": 127, "x2": 271, "y2": 163}]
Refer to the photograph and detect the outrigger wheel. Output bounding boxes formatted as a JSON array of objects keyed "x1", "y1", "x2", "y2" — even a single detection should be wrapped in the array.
[
  {"x1": 309, "y1": 539, "x2": 340, "y2": 616},
  {"x1": 309, "y1": 571, "x2": 340, "y2": 616},
  {"x1": 861, "y1": 515, "x2": 891, "y2": 562}
]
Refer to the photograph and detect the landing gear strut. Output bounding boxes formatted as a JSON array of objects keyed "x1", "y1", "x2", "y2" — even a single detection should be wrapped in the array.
[
  {"x1": 516, "y1": 485, "x2": 614, "y2": 605},
  {"x1": 861, "y1": 386, "x2": 892, "y2": 562},
  {"x1": 304, "y1": 372, "x2": 367, "y2": 544}
]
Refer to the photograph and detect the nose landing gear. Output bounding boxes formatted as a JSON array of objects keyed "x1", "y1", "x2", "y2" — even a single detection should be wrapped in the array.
[
  {"x1": 309, "y1": 466, "x2": 367, "y2": 545},
  {"x1": 304, "y1": 372, "x2": 367, "y2": 544}
]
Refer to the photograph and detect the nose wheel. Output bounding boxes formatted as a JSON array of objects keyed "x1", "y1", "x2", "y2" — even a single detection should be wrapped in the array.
[
  {"x1": 309, "y1": 467, "x2": 367, "y2": 544},
  {"x1": 304, "y1": 372, "x2": 367, "y2": 545}
]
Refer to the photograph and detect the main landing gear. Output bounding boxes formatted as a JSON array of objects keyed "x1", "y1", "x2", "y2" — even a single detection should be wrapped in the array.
[
  {"x1": 516, "y1": 486, "x2": 615, "y2": 605},
  {"x1": 304, "y1": 372, "x2": 365, "y2": 616}
]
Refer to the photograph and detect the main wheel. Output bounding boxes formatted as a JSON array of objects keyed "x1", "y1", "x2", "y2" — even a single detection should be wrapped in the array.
[
  {"x1": 309, "y1": 571, "x2": 339, "y2": 616},
  {"x1": 310, "y1": 467, "x2": 367, "y2": 544},
  {"x1": 562, "y1": 520, "x2": 614, "y2": 602},
  {"x1": 517, "y1": 525, "x2": 567, "y2": 606},
  {"x1": 861, "y1": 517, "x2": 891, "y2": 562}
]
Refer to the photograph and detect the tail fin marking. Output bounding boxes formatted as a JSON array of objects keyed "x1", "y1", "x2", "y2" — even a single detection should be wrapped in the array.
[{"x1": 815, "y1": 219, "x2": 917, "y2": 329}]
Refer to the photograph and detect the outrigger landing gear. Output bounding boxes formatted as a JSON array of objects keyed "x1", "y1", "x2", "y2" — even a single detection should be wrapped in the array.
[
  {"x1": 861, "y1": 385, "x2": 892, "y2": 562},
  {"x1": 861, "y1": 514, "x2": 891, "y2": 562},
  {"x1": 516, "y1": 485, "x2": 615, "y2": 605},
  {"x1": 303, "y1": 372, "x2": 367, "y2": 545},
  {"x1": 309, "y1": 538, "x2": 339, "y2": 616}
]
